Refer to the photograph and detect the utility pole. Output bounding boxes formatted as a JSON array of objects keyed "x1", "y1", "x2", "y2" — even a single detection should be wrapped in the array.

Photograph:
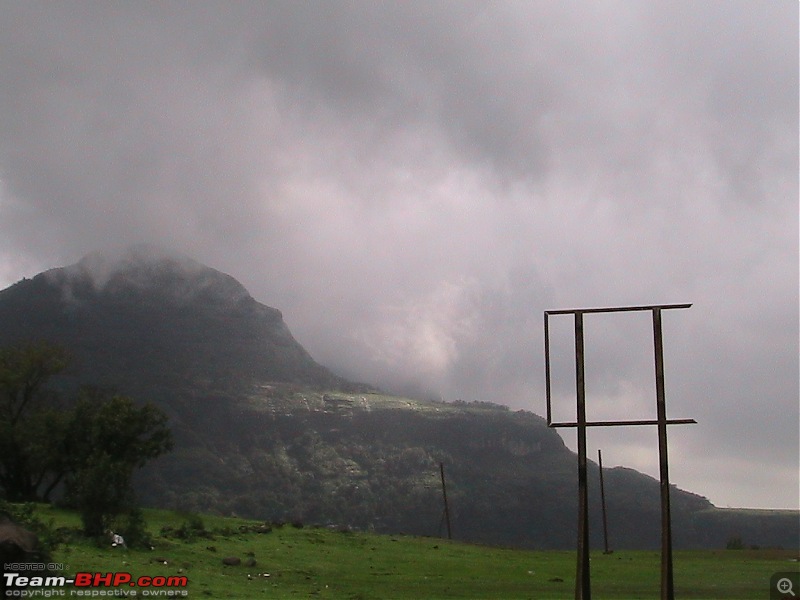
[
  {"x1": 574, "y1": 313, "x2": 591, "y2": 599},
  {"x1": 598, "y1": 449, "x2": 611, "y2": 554},
  {"x1": 439, "y1": 462, "x2": 452, "y2": 540}
]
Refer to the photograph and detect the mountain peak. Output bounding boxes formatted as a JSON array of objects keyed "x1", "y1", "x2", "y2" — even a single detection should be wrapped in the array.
[
  {"x1": 76, "y1": 244, "x2": 203, "y2": 284},
  {"x1": 52, "y1": 244, "x2": 253, "y2": 309},
  {"x1": 0, "y1": 246, "x2": 356, "y2": 391}
]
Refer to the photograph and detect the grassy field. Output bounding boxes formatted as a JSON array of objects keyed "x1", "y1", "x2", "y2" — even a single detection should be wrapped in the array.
[{"x1": 26, "y1": 506, "x2": 799, "y2": 599}]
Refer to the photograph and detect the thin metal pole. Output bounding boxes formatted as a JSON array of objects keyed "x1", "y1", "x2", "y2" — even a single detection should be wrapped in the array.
[
  {"x1": 575, "y1": 312, "x2": 591, "y2": 600},
  {"x1": 544, "y1": 312, "x2": 553, "y2": 424},
  {"x1": 598, "y1": 449, "x2": 610, "y2": 554},
  {"x1": 439, "y1": 462, "x2": 452, "y2": 540},
  {"x1": 653, "y1": 308, "x2": 674, "y2": 600}
]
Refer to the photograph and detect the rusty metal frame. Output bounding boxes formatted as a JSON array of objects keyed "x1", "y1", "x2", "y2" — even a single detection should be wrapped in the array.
[{"x1": 543, "y1": 303, "x2": 695, "y2": 600}]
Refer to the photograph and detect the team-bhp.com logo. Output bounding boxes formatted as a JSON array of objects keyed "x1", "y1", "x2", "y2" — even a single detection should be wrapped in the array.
[{"x1": 3, "y1": 572, "x2": 188, "y2": 597}]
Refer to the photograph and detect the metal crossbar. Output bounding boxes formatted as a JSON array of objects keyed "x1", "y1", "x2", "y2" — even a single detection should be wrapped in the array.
[
  {"x1": 542, "y1": 304, "x2": 695, "y2": 600},
  {"x1": 544, "y1": 303, "x2": 692, "y2": 315},
  {"x1": 549, "y1": 418, "x2": 696, "y2": 428}
]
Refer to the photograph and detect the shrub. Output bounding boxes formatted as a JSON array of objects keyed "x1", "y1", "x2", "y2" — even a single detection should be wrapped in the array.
[
  {"x1": 726, "y1": 536, "x2": 744, "y2": 550},
  {"x1": 106, "y1": 507, "x2": 152, "y2": 549},
  {"x1": 162, "y1": 513, "x2": 211, "y2": 541}
]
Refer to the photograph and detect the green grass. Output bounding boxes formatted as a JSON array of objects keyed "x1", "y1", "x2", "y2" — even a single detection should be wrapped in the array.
[{"x1": 29, "y1": 505, "x2": 799, "y2": 599}]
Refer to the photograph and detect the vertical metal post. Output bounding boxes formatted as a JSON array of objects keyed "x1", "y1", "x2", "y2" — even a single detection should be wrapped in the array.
[
  {"x1": 598, "y1": 449, "x2": 610, "y2": 554},
  {"x1": 439, "y1": 462, "x2": 452, "y2": 540},
  {"x1": 544, "y1": 312, "x2": 553, "y2": 424},
  {"x1": 652, "y1": 308, "x2": 674, "y2": 600},
  {"x1": 575, "y1": 312, "x2": 591, "y2": 600}
]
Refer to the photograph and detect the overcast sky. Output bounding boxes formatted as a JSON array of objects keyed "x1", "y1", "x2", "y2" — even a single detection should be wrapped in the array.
[{"x1": 0, "y1": 1, "x2": 797, "y2": 510}]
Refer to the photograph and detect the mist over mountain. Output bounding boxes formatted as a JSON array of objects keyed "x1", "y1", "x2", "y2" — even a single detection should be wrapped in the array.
[
  {"x1": 61, "y1": 244, "x2": 253, "y2": 306},
  {"x1": 0, "y1": 244, "x2": 355, "y2": 394},
  {"x1": 0, "y1": 247, "x2": 796, "y2": 550}
]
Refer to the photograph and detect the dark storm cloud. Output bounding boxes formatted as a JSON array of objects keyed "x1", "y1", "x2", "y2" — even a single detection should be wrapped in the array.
[{"x1": 0, "y1": 1, "x2": 796, "y2": 509}]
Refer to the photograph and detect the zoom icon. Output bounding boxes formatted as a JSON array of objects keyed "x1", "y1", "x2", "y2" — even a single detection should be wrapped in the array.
[{"x1": 772, "y1": 572, "x2": 800, "y2": 599}]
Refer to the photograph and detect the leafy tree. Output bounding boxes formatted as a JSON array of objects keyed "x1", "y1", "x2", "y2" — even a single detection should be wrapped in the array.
[
  {"x1": 0, "y1": 342, "x2": 172, "y2": 538},
  {"x1": 0, "y1": 342, "x2": 70, "y2": 501},
  {"x1": 63, "y1": 389, "x2": 173, "y2": 536}
]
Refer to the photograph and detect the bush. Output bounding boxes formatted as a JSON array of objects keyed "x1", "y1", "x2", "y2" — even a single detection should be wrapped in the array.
[
  {"x1": 726, "y1": 536, "x2": 744, "y2": 550},
  {"x1": 106, "y1": 507, "x2": 152, "y2": 549},
  {"x1": 161, "y1": 513, "x2": 211, "y2": 542}
]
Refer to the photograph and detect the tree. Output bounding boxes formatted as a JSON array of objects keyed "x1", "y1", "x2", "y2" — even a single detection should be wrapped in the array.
[
  {"x1": 0, "y1": 342, "x2": 70, "y2": 501},
  {"x1": 63, "y1": 390, "x2": 173, "y2": 535},
  {"x1": 0, "y1": 342, "x2": 173, "y2": 537}
]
